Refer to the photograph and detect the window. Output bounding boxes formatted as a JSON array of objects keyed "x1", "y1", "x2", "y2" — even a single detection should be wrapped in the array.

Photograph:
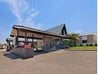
[
  {"x1": 82, "y1": 36, "x2": 87, "y2": 40},
  {"x1": 82, "y1": 40, "x2": 87, "y2": 43},
  {"x1": 27, "y1": 39, "x2": 32, "y2": 42},
  {"x1": 18, "y1": 38, "x2": 25, "y2": 41}
]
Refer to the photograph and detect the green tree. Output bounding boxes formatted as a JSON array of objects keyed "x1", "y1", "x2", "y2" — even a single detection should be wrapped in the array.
[{"x1": 67, "y1": 33, "x2": 80, "y2": 46}]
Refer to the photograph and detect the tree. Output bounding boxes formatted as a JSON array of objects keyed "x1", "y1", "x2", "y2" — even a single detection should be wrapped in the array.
[{"x1": 66, "y1": 33, "x2": 80, "y2": 46}]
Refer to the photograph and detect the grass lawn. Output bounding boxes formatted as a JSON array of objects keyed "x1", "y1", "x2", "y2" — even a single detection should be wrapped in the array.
[{"x1": 70, "y1": 46, "x2": 97, "y2": 51}]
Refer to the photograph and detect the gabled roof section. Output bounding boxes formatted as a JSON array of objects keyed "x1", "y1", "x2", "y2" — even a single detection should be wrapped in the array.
[
  {"x1": 45, "y1": 24, "x2": 67, "y2": 35},
  {"x1": 12, "y1": 25, "x2": 67, "y2": 38}
]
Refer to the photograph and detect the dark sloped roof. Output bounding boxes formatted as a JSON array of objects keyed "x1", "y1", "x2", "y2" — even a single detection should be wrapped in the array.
[
  {"x1": 13, "y1": 25, "x2": 67, "y2": 38},
  {"x1": 45, "y1": 24, "x2": 67, "y2": 35},
  {"x1": 13, "y1": 25, "x2": 45, "y2": 33}
]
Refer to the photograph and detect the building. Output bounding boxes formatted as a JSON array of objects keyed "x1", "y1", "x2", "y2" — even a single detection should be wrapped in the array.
[
  {"x1": 77, "y1": 34, "x2": 97, "y2": 45},
  {"x1": 10, "y1": 24, "x2": 67, "y2": 50},
  {"x1": 0, "y1": 43, "x2": 7, "y2": 49}
]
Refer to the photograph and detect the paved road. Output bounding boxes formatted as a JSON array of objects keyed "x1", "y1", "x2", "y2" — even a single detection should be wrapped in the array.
[{"x1": 0, "y1": 49, "x2": 96, "y2": 74}]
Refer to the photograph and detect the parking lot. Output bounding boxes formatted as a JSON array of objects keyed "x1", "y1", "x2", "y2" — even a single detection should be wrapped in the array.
[{"x1": 0, "y1": 49, "x2": 96, "y2": 74}]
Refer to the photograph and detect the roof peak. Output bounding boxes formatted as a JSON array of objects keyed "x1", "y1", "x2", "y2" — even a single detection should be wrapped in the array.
[
  {"x1": 46, "y1": 24, "x2": 65, "y2": 31},
  {"x1": 45, "y1": 23, "x2": 67, "y2": 35}
]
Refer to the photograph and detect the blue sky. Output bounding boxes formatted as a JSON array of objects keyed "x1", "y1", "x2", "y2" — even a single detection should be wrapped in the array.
[{"x1": 0, "y1": 0, "x2": 97, "y2": 43}]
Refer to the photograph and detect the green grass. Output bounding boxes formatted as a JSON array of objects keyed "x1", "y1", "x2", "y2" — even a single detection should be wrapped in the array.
[{"x1": 70, "y1": 46, "x2": 97, "y2": 51}]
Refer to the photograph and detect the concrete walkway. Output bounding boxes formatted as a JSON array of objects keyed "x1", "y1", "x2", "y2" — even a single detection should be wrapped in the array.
[{"x1": 0, "y1": 49, "x2": 96, "y2": 74}]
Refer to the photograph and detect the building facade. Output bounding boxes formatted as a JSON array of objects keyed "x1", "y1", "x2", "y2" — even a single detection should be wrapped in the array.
[
  {"x1": 77, "y1": 34, "x2": 97, "y2": 45},
  {"x1": 9, "y1": 24, "x2": 67, "y2": 50}
]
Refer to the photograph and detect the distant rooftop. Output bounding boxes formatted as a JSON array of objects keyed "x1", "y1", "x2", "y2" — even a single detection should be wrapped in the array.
[{"x1": 79, "y1": 32, "x2": 97, "y2": 36}]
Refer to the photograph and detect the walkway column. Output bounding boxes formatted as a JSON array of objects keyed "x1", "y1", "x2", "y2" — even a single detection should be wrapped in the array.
[
  {"x1": 43, "y1": 36, "x2": 46, "y2": 47},
  {"x1": 25, "y1": 32, "x2": 27, "y2": 44}
]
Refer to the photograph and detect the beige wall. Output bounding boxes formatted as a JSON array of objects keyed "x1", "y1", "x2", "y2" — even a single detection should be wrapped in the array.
[
  {"x1": 77, "y1": 34, "x2": 97, "y2": 45},
  {"x1": 11, "y1": 29, "x2": 17, "y2": 36},
  {"x1": 11, "y1": 28, "x2": 65, "y2": 47},
  {"x1": 87, "y1": 35, "x2": 94, "y2": 44}
]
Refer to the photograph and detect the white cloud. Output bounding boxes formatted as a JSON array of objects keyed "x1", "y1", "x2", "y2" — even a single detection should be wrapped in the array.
[
  {"x1": 0, "y1": 0, "x2": 43, "y2": 29},
  {"x1": 8, "y1": 0, "x2": 22, "y2": 22},
  {"x1": 26, "y1": 11, "x2": 38, "y2": 23}
]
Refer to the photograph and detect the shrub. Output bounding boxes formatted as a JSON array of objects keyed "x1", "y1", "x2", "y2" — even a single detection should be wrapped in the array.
[
  {"x1": 86, "y1": 44, "x2": 89, "y2": 46},
  {"x1": 89, "y1": 44, "x2": 93, "y2": 46},
  {"x1": 75, "y1": 45, "x2": 78, "y2": 47},
  {"x1": 70, "y1": 45, "x2": 73, "y2": 47},
  {"x1": 80, "y1": 44, "x2": 83, "y2": 46},
  {"x1": 94, "y1": 43, "x2": 97, "y2": 46},
  {"x1": 74, "y1": 44, "x2": 77, "y2": 46}
]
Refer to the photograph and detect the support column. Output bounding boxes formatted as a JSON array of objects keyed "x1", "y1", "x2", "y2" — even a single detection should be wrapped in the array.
[
  {"x1": 31, "y1": 34, "x2": 34, "y2": 47},
  {"x1": 15, "y1": 29, "x2": 19, "y2": 46},
  {"x1": 43, "y1": 36, "x2": 46, "y2": 47},
  {"x1": 25, "y1": 32, "x2": 27, "y2": 44},
  {"x1": 15, "y1": 36, "x2": 18, "y2": 46}
]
